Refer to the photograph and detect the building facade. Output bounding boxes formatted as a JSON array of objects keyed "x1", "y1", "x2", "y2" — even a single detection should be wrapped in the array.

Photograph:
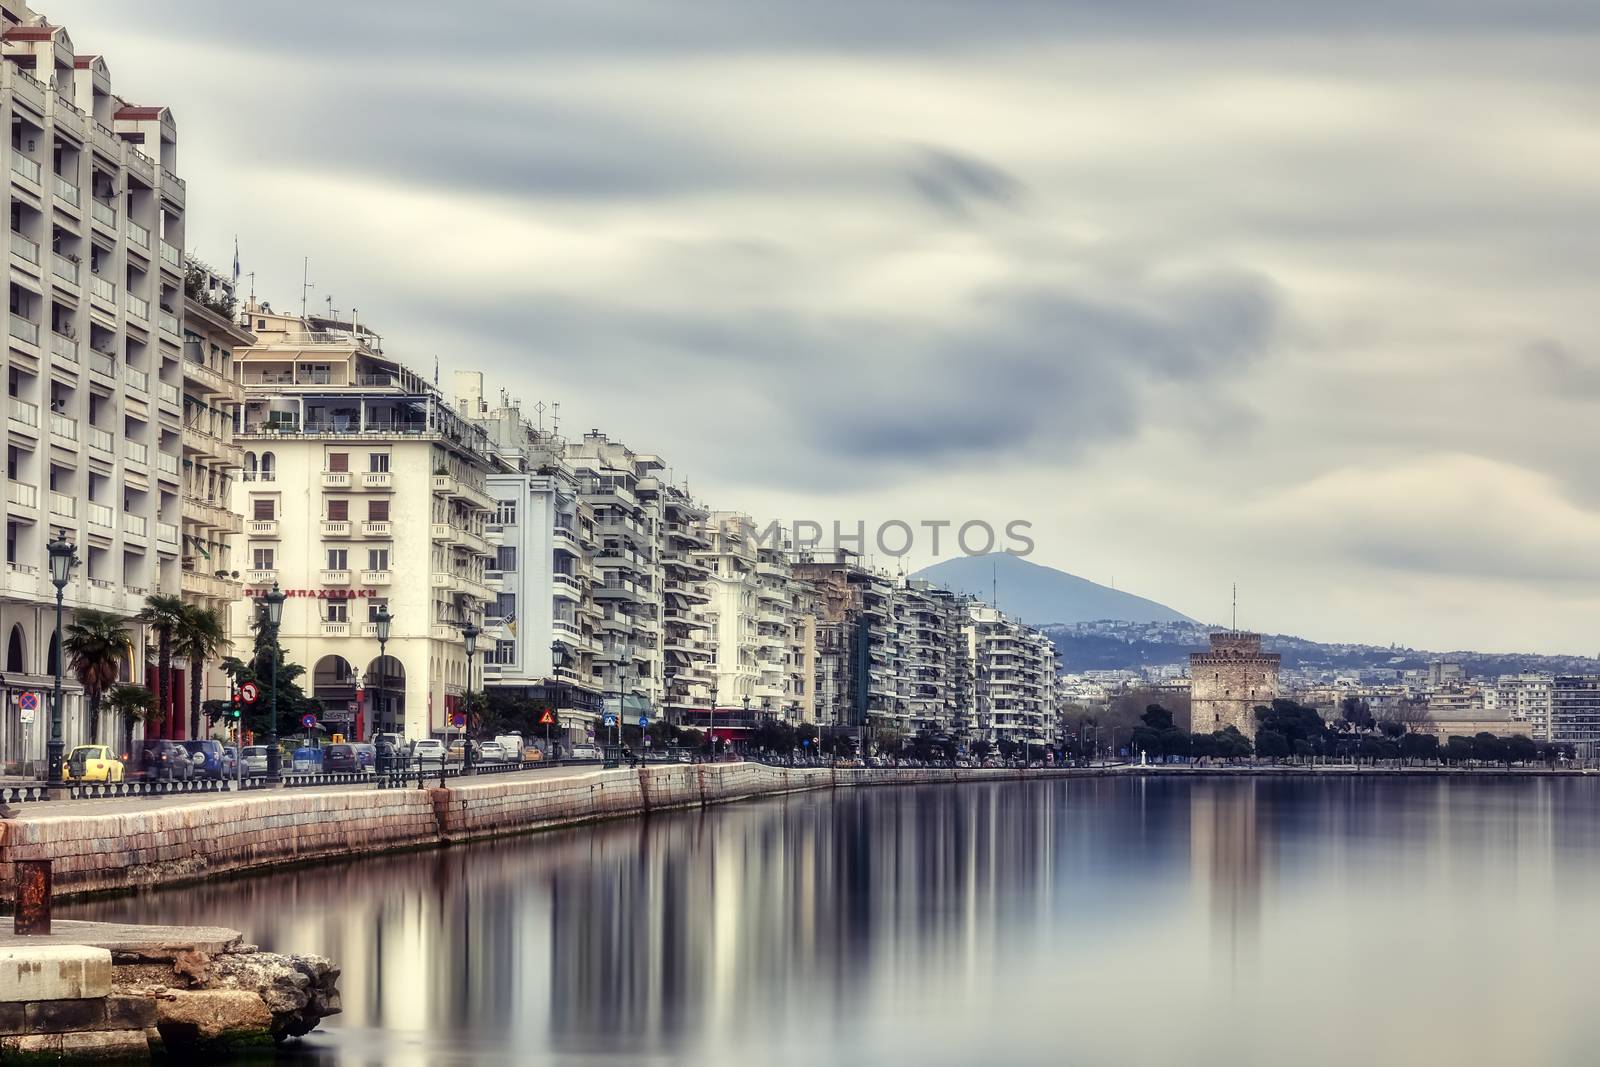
[
  {"x1": 3, "y1": 3, "x2": 187, "y2": 765},
  {"x1": 232, "y1": 304, "x2": 492, "y2": 741},
  {"x1": 1551, "y1": 676, "x2": 1600, "y2": 747},
  {"x1": 1189, "y1": 632, "x2": 1280, "y2": 739}
]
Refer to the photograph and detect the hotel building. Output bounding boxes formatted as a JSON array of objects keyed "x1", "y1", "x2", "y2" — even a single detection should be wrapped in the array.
[
  {"x1": 232, "y1": 304, "x2": 493, "y2": 741},
  {"x1": 3, "y1": 3, "x2": 188, "y2": 762}
]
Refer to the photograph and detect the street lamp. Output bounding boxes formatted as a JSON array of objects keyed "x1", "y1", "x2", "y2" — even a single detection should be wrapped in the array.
[
  {"x1": 549, "y1": 641, "x2": 569, "y2": 758},
  {"x1": 258, "y1": 582, "x2": 286, "y2": 781},
  {"x1": 46, "y1": 535, "x2": 77, "y2": 787},
  {"x1": 460, "y1": 622, "x2": 480, "y2": 776},
  {"x1": 608, "y1": 644, "x2": 632, "y2": 768},
  {"x1": 373, "y1": 606, "x2": 392, "y2": 739}
]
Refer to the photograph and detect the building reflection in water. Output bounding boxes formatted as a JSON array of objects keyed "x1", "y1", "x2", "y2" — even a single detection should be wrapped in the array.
[{"x1": 1186, "y1": 779, "x2": 1263, "y2": 987}]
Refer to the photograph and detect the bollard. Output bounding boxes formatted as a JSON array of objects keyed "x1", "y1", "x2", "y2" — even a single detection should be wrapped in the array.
[{"x1": 14, "y1": 858, "x2": 51, "y2": 935}]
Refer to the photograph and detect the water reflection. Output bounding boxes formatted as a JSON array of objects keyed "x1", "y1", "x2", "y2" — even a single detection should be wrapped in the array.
[{"x1": 63, "y1": 777, "x2": 1600, "y2": 1066}]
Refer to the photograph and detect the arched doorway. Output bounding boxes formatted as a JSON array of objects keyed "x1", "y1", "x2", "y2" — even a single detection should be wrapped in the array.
[
  {"x1": 312, "y1": 655, "x2": 358, "y2": 737},
  {"x1": 365, "y1": 655, "x2": 405, "y2": 738},
  {"x1": 5, "y1": 625, "x2": 24, "y2": 673}
]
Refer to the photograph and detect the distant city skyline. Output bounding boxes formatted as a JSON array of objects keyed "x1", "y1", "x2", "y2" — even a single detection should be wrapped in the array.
[{"x1": 49, "y1": 0, "x2": 1600, "y2": 654}]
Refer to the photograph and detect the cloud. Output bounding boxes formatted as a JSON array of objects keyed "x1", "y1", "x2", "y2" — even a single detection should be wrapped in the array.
[{"x1": 907, "y1": 146, "x2": 1025, "y2": 218}]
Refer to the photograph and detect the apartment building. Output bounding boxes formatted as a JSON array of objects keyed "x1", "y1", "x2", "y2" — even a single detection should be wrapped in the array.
[
  {"x1": 566, "y1": 431, "x2": 661, "y2": 725},
  {"x1": 2, "y1": 4, "x2": 187, "y2": 763},
  {"x1": 453, "y1": 372, "x2": 606, "y2": 743},
  {"x1": 643, "y1": 479, "x2": 714, "y2": 719},
  {"x1": 885, "y1": 581, "x2": 971, "y2": 736},
  {"x1": 232, "y1": 304, "x2": 493, "y2": 741},
  {"x1": 968, "y1": 603, "x2": 1057, "y2": 746},
  {"x1": 1494, "y1": 673, "x2": 1553, "y2": 741},
  {"x1": 1550, "y1": 676, "x2": 1600, "y2": 747},
  {"x1": 178, "y1": 259, "x2": 248, "y2": 707}
]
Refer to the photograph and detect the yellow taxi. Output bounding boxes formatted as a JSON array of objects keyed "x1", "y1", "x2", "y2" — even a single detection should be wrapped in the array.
[{"x1": 63, "y1": 744, "x2": 126, "y2": 782}]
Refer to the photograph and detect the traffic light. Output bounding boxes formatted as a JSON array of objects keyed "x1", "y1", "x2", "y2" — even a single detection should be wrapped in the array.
[{"x1": 230, "y1": 700, "x2": 242, "y2": 720}]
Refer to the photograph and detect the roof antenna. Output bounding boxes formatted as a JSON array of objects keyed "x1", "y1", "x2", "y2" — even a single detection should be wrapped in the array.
[
  {"x1": 992, "y1": 560, "x2": 997, "y2": 612},
  {"x1": 1232, "y1": 582, "x2": 1238, "y2": 632},
  {"x1": 300, "y1": 257, "x2": 313, "y2": 320},
  {"x1": 533, "y1": 400, "x2": 546, "y2": 432}
]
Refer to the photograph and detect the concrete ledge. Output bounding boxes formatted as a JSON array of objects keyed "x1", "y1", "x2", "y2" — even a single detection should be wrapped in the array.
[{"x1": 0, "y1": 946, "x2": 112, "y2": 1003}]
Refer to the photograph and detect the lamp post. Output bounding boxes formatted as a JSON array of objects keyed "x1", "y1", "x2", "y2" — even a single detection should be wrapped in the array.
[
  {"x1": 549, "y1": 640, "x2": 568, "y2": 760},
  {"x1": 258, "y1": 583, "x2": 286, "y2": 781},
  {"x1": 460, "y1": 622, "x2": 480, "y2": 776},
  {"x1": 608, "y1": 644, "x2": 632, "y2": 768},
  {"x1": 373, "y1": 606, "x2": 392, "y2": 740},
  {"x1": 742, "y1": 694, "x2": 751, "y2": 762},
  {"x1": 46, "y1": 535, "x2": 77, "y2": 787}
]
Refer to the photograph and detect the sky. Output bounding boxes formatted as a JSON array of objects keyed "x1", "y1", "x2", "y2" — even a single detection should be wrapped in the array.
[{"x1": 47, "y1": 0, "x2": 1600, "y2": 654}]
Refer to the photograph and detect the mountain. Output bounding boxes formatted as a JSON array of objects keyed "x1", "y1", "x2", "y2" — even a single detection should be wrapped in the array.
[{"x1": 910, "y1": 554, "x2": 1195, "y2": 627}]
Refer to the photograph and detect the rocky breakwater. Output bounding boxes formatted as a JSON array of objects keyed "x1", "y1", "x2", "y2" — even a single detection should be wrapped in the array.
[{"x1": 0, "y1": 921, "x2": 339, "y2": 1061}]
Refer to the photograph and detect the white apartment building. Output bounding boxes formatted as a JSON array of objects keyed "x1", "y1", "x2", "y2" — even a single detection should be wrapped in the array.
[
  {"x1": 3, "y1": 5, "x2": 188, "y2": 764},
  {"x1": 644, "y1": 480, "x2": 714, "y2": 719},
  {"x1": 453, "y1": 372, "x2": 606, "y2": 743},
  {"x1": 1495, "y1": 673, "x2": 1553, "y2": 741},
  {"x1": 969, "y1": 603, "x2": 1058, "y2": 745},
  {"x1": 232, "y1": 305, "x2": 493, "y2": 741}
]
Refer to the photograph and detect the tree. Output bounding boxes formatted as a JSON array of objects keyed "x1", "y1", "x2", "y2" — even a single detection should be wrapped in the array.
[
  {"x1": 1255, "y1": 728, "x2": 1290, "y2": 761},
  {"x1": 1340, "y1": 695, "x2": 1375, "y2": 731},
  {"x1": 1399, "y1": 732, "x2": 1440, "y2": 764},
  {"x1": 1140, "y1": 704, "x2": 1175, "y2": 732},
  {"x1": 63, "y1": 609, "x2": 133, "y2": 746},
  {"x1": 1256, "y1": 700, "x2": 1329, "y2": 755},
  {"x1": 172, "y1": 604, "x2": 228, "y2": 740},
  {"x1": 1444, "y1": 735, "x2": 1474, "y2": 764},
  {"x1": 107, "y1": 683, "x2": 155, "y2": 756},
  {"x1": 1471, "y1": 732, "x2": 1507, "y2": 766},
  {"x1": 972, "y1": 739, "x2": 993, "y2": 761},
  {"x1": 1503, "y1": 734, "x2": 1537, "y2": 766},
  {"x1": 219, "y1": 613, "x2": 310, "y2": 739},
  {"x1": 136, "y1": 594, "x2": 186, "y2": 736}
]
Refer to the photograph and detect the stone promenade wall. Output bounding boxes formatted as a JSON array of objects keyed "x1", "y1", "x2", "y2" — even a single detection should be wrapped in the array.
[{"x1": 0, "y1": 764, "x2": 1081, "y2": 901}]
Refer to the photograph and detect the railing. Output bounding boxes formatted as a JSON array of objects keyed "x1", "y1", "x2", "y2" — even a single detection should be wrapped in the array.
[
  {"x1": 49, "y1": 412, "x2": 77, "y2": 441},
  {"x1": 53, "y1": 174, "x2": 78, "y2": 205},
  {"x1": 90, "y1": 275, "x2": 115, "y2": 302},
  {"x1": 320, "y1": 569, "x2": 352, "y2": 586},
  {"x1": 49, "y1": 492, "x2": 75, "y2": 518},
  {"x1": 126, "y1": 293, "x2": 150, "y2": 320},
  {"x1": 125, "y1": 440, "x2": 149, "y2": 465},
  {"x1": 6, "y1": 481, "x2": 38, "y2": 508},
  {"x1": 158, "y1": 381, "x2": 180, "y2": 406},
  {"x1": 88, "y1": 426, "x2": 113, "y2": 453},
  {"x1": 361, "y1": 471, "x2": 393, "y2": 489},
  {"x1": 321, "y1": 471, "x2": 352, "y2": 487},
  {"x1": 125, "y1": 219, "x2": 150, "y2": 250},
  {"x1": 159, "y1": 240, "x2": 181, "y2": 267},
  {"x1": 321, "y1": 620, "x2": 350, "y2": 636},
  {"x1": 8, "y1": 398, "x2": 39, "y2": 427},
  {"x1": 51, "y1": 254, "x2": 79, "y2": 285},
  {"x1": 91, "y1": 199, "x2": 116, "y2": 228},
  {"x1": 321, "y1": 520, "x2": 351, "y2": 536},
  {"x1": 156, "y1": 521, "x2": 178, "y2": 546},
  {"x1": 157, "y1": 452, "x2": 179, "y2": 475},
  {"x1": 88, "y1": 350, "x2": 116, "y2": 378},
  {"x1": 125, "y1": 366, "x2": 149, "y2": 392},
  {"x1": 66, "y1": 778, "x2": 270, "y2": 800},
  {"x1": 0, "y1": 784, "x2": 48, "y2": 804},
  {"x1": 87, "y1": 502, "x2": 113, "y2": 528},
  {"x1": 246, "y1": 569, "x2": 277, "y2": 584},
  {"x1": 49, "y1": 331, "x2": 77, "y2": 362},
  {"x1": 8, "y1": 317, "x2": 39, "y2": 345},
  {"x1": 247, "y1": 519, "x2": 279, "y2": 535},
  {"x1": 124, "y1": 514, "x2": 148, "y2": 536},
  {"x1": 361, "y1": 569, "x2": 392, "y2": 585},
  {"x1": 361, "y1": 520, "x2": 392, "y2": 536},
  {"x1": 10, "y1": 231, "x2": 39, "y2": 264},
  {"x1": 9, "y1": 154, "x2": 40, "y2": 184},
  {"x1": 159, "y1": 309, "x2": 180, "y2": 335}
]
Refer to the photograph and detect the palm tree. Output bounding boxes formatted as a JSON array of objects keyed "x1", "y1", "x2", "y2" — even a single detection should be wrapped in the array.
[
  {"x1": 106, "y1": 683, "x2": 156, "y2": 757},
  {"x1": 173, "y1": 604, "x2": 228, "y2": 739},
  {"x1": 62, "y1": 609, "x2": 134, "y2": 746},
  {"x1": 136, "y1": 594, "x2": 186, "y2": 737}
]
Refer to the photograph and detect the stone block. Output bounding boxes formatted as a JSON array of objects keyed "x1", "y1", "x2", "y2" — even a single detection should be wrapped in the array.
[
  {"x1": 0, "y1": 946, "x2": 113, "y2": 1002},
  {"x1": 24, "y1": 995, "x2": 106, "y2": 1032},
  {"x1": 104, "y1": 995, "x2": 157, "y2": 1030}
]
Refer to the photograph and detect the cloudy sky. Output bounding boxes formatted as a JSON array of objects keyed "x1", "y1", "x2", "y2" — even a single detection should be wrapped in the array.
[{"x1": 52, "y1": 0, "x2": 1600, "y2": 653}]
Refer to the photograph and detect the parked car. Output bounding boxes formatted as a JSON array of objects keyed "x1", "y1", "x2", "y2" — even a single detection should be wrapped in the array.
[
  {"x1": 64, "y1": 745, "x2": 125, "y2": 783},
  {"x1": 179, "y1": 740, "x2": 230, "y2": 779},
  {"x1": 493, "y1": 734, "x2": 524, "y2": 758},
  {"x1": 239, "y1": 745, "x2": 271, "y2": 777},
  {"x1": 139, "y1": 740, "x2": 196, "y2": 780},
  {"x1": 411, "y1": 738, "x2": 446, "y2": 768},
  {"x1": 350, "y1": 742, "x2": 376, "y2": 770},
  {"x1": 569, "y1": 744, "x2": 600, "y2": 760},
  {"x1": 478, "y1": 741, "x2": 509, "y2": 762},
  {"x1": 371, "y1": 732, "x2": 406, "y2": 750},
  {"x1": 446, "y1": 739, "x2": 481, "y2": 763},
  {"x1": 323, "y1": 743, "x2": 362, "y2": 773}
]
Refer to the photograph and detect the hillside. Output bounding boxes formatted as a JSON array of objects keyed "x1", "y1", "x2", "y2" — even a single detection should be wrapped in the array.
[{"x1": 911, "y1": 554, "x2": 1195, "y2": 627}]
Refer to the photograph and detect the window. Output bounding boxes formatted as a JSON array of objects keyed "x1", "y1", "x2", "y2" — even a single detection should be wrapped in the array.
[
  {"x1": 494, "y1": 499, "x2": 517, "y2": 526},
  {"x1": 259, "y1": 452, "x2": 275, "y2": 482},
  {"x1": 326, "y1": 549, "x2": 348, "y2": 570},
  {"x1": 327, "y1": 452, "x2": 349, "y2": 472},
  {"x1": 368, "y1": 452, "x2": 390, "y2": 473},
  {"x1": 496, "y1": 546, "x2": 517, "y2": 571},
  {"x1": 327, "y1": 499, "x2": 348, "y2": 521},
  {"x1": 367, "y1": 548, "x2": 389, "y2": 571},
  {"x1": 243, "y1": 452, "x2": 257, "y2": 481},
  {"x1": 494, "y1": 592, "x2": 516, "y2": 619},
  {"x1": 491, "y1": 640, "x2": 516, "y2": 665},
  {"x1": 252, "y1": 497, "x2": 275, "y2": 520},
  {"x1": 367, "y1": 499, "x2": 389, "y2": 522},
  {"x1": 367, "y1": 598, "x2": 389, "y2": 621},
  {"x1": 325, "y1": 601, "x2": 348, "y2": 623},
  {"x1": 252, "y1": 548, "x2": 274, "y2": 569}
]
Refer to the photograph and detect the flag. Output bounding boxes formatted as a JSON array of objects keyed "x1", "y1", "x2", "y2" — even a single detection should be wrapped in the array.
[{"x1": 232, "y1": 237, "x2": 240, "y2": 287}]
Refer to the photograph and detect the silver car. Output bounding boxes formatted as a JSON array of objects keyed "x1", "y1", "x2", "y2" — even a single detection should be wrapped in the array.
[
  {"x1": 410, "y1": 738, "x2": 446, "y2": 768},
  {"x1": 478, "y1": 741, "x2": 509, "y2": 762},
  {"x1": 239, "y1": 745, "x2": 271, "y2": 777}
]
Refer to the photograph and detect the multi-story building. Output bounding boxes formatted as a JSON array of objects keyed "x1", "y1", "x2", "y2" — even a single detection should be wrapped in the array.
[
  {"x1": 3, "y1": 5, "x2": 189, "y2": 763},
  {"x1": 1189, "y1": 632, "x2": 1280, "y2": 739},
  {"x1": 968, "y1": 602, "x2": 1056, "y2": 746},
  {"x1": 641, "y1": 479, "x2": 713, "y2": 719},
  {"x1": 1495, "y1": 673, "x2": 1553, "y2": 740},
  {"x1": 702, "y1": 512, "x2": 759, "y2": 710},
  {"x1": 452, "y1": 372, "x2": 605, "y2": 744},
  {"x1": 177, "y1": 259, "x2": 248, "y2": 709},
  {"x1": 233, "y1": 304, "x2": 493, "y2": 741},
  {"x1": 1550, "y1": 676, "x2": 1600, "y2": 748}
]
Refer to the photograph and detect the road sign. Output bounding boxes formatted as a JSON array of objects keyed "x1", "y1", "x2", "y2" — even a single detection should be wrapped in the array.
[
  {"x1": 638, "y1": 715, "x2": 649, "y2": 728},
  {"x1": 18, "y1": 691, "x2": 37, "y2": 725},
  {"x1": 538, "y1": 710, "x2": 556, "y2": 726},
  {"x1": 451, "y1": 712, "x2": 467, "y2": 728},
  {"x1": 300, "y1": 712, "x2": 316, "y2": 729},
  {"x1": 239, "y1": 681, "x2": 260, "y2": 705},
  {"x1": 602, "y1": 714, "x2": 616, "y2": 728}
]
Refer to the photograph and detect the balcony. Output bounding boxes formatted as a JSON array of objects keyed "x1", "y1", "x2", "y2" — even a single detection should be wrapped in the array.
[
  {"x1": 157, "y1": 451, "x2": 180, "y2": 478},
  {"x1": 5, "y1": 481, "x2": 38, "y2": 510},
  {"x1": 432, "y1": 474, "x2": 492, "y2": 509},
  {"x1": 431, "y1": 572, "x2": 457, "y2": 590},
  {"x1": 360, "y1": 520, "x2": 391, "y2": 537},
  {"x1": 8, "y1": 317, "x2": 39, "y2": 347},
  {"x1": 123, "y1": 514, "x2": 148, "y2": 539},
  {"x1": 156, "y1": 521, "x2": 179, "y2": 548},
  {"x1": 49, "y1": 412, "x2": 77, "y2": 442},
  {"x1": 359, "y1": 471, "x2": 393, "y2": 490},
  {"x1": 87, "y1": 426, "x2": 113, "y2": 454},
  {"x1": 50, "y1": 254, "x2": 79, "y2": 287},
  {"x1": 124, "y1": 441, "x2": 149, "y2": 466},
  {"x1": 88, "y1": 350, "x2": 116, "y2": 380},
  {"x1": 158, "y1": 382, "x2": 180, "y2": 408},
  {"x1": 180, "y1": 569, "x2": 241, "y2": 601},
  {"x1": 159, "y1": 310, "x2": 180, "y2": 337},
  {"x1": 125, "y1": 367, "x2": 149, "y2": 394},
  {"x1": 247, "y1": 519, "x2": 279, "y2": 538},
  {"x1": 430, "y1": 522, "x2": 453, "y2": 542},
  {"x1": 90, "y1": 199, "x2": 116, "y2": 229},
  {"x1": 86, "y1": 502, "x2": 113, "y2": 529},
  {"x1": 321, "y1": 520, "x2": 352, "y2": 538},
  {"x1": 159, "y1": 241, "x2": 181, "y2": 270},
  {"x1": 321, "y1": 471, "x2": 352, "y2": 488},
  {"x1": 9, "y1": 153, "x2": 40, "y2": 185},
  {"x1": 52, "y1": 175, "x2": 79, "y2": 207},
  {"x1": 361, "y1": 569, "x2": 392, "y2": 586},
  {"x1": 126, "y1": 293, "x2": 150, "y2": 321},
  {"x1": 7, "y1": 398, "x2": 39, "y2": 430},
  {"x1": 49, "y1": 331, "x2": 78, "y2": 363},
  {"x1": 320, "y1": 569, "x2": 352, "y2": 587},
  {"x1": 10, "y1": 231, "x2": 39, "y2": 266},
  {"x1": 125, "y1": 219, "x2": 151, "y2": 251},
  {"x1": 321, "y1": 621, "x2": 351, "y2": 637},
  {"x1": 246, "y1": 568, "x2": 277, "y2": 585},
  {"x1": 89, "y1": 275, "x2": 115, "y2": 304}
]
